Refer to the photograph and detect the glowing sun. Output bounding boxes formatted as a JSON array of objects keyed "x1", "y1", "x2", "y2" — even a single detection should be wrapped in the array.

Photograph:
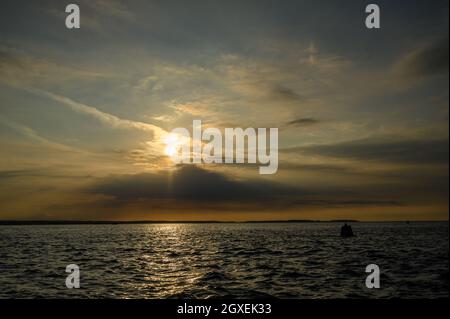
[{"x1": 163, "y1": 133, "x2": 181, "y2": 157}]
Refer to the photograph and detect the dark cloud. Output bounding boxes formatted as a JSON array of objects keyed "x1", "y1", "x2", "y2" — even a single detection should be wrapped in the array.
[
  {"x1": 397, "y1": 36, "x2": 449, "y2": 78},
  {"x1": 0, "y1": 168, "x2": 91, "y2": 180},
  {"x1": 286, "y1": 117, "x2": 320, "y2": 126},
  {"x1": 0, "y1": 169, "x2": 38, "y2": 179},
  {"x1": 285, "y1": 137, "x2": 449, "y2": 164},
  {"x1": 88, "y1": 165, "x2": 296, "y2": 202},
  {"x1": 0, "y1": 48, "x2": 22, "y2": 71},
  {"x1": 85, "y1": 165, "x2": 414, "y2": 212},
  {"x1": 269, "y1": 86, "x2": 303, "y2": 102},
  {"x1": 289, "y1": 199, "x2": 403, "y2": 207},
  {"x1": 279, "y1": 162, "x2": 354, "y2": 173}
]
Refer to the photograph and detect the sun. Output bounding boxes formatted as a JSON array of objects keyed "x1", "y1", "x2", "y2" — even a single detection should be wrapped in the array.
[{"x1": 163, "y1": 133, "x2": 181, "y2": 157}]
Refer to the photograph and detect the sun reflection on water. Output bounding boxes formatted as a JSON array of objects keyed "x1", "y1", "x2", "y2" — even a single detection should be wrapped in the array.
[{"x1": 123, "y1": 224, "x2": 212, "y2": 298}]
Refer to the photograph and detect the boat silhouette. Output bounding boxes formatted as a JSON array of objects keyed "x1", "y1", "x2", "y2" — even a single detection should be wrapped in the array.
[{"x1": 340, "y1": 223, "x2": 355, "y2": 237}]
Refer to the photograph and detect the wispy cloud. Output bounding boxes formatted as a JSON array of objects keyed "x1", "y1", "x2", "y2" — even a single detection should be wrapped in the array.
[
  {"x1": 0, "y1": 115, "x2": 81, "y2": 153},
  {"x1": 394, "y1": 36, "x2": 449, "y2": 79},
  {"x1": 287, "y1": 117, "x2": 320, "y2": 127},
  {"x1": 25, "y1": 88, "x2": 167, "y2": 139},
  {"x1": 284, "y1": 136, "x2": 450, "y2": 165}
]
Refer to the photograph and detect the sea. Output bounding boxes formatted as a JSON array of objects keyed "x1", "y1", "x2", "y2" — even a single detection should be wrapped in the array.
[{"x1": 0, "y1": 222, "x2": 448, "y2": 298}]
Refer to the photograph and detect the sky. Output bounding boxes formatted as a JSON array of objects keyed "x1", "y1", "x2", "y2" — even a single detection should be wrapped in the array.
[{"x1": 0, "y1": 0, "x2": 448, "y2": 221}]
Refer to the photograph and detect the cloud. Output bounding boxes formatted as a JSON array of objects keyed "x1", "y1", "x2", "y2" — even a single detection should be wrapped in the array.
[
  {"x1": 88, "y1": 165, "x2": 294, "y2": 203},
  {"x1": 394, "y1": 36, "x2": 449, "y2": 78},
  {"x1": 0, "y1": 45, "x2": 109, "y2": 84},
  {"x1": 0, "y1": 116, "x2": 81, "y2": 153},
  {"x1": 87, "y1": 0, "x2": 134, "y2": 21},
  {"x1": 26, "y1": 88, "x2": 167, "y2": 139},
  {"x1": 286, "y1": 117, "x2": 320, "y2": 126},
  {"x1": 269, "y1": 86, "x2": 303, "y2": 102},
  {"x1": 85, "y1": 165, "x2": 412, "y2": 213},
  {"x1": 285, "y1": 137, "x2": 449, "y2": 164},
  {"x1": 0, "y1": 168, "x2": 90, "y2": 180},
  {"x1": 279, "y1": 162, "x2": 352, "y2": 173},
  {"x1": 0, "y1": 49, "x2": 23, "y2": 69},
  {"x1": 288, "y1": 199, "x2": 403, "y2": 207}
]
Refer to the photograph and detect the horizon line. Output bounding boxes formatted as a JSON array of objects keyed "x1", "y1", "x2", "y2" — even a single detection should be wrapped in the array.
[{"x1": 0, "y1": 219, "x2": 448, "y2": 226}]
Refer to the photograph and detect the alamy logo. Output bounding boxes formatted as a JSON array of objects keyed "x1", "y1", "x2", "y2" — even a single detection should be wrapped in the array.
[
  {"x1": 365, "y1": 4, "x2": 380, "y2": 29},
  {"x1": 365, "y1": 264, "x2": 380, "y2": 288},
  {"x1": 164, "y1": 120, "x2": 279, "y2": 174},
  {"x1": 65, "y1": 264, "x2": 80, "y2": 288},
  {"x1": 65, "y1": 4, "x2": 80, "y2": 29}
]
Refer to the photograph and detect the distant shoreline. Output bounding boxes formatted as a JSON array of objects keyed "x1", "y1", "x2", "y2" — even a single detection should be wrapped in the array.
[
  {"x1": 0, "y1": 219, "x2": 356, "y2": 225},
  {"x1": 0, "y1": 219, "x2": 447, "y2": 226}
]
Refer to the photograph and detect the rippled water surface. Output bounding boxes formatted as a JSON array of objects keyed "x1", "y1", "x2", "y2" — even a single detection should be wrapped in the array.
[{"x1": 0, "y1": 222, "x2": 448, "y2": 298}]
